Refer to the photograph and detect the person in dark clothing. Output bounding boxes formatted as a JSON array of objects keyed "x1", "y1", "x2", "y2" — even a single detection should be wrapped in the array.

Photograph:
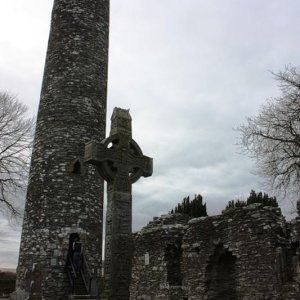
[{"x1": 72, "y1": 237, "x2": 82, "y2": 273}]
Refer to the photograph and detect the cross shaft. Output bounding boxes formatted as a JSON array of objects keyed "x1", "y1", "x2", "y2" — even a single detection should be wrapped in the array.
[{"x1": 84, "y1": 107, "x2": 153, "y2": 299}]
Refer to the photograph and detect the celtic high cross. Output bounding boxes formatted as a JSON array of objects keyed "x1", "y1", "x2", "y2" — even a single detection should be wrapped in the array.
[{"x1": 85, "y1": 107, "x2": 153, "y2": 299}]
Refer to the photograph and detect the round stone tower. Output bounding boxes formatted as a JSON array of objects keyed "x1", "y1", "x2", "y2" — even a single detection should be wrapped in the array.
[{"x1": 16, "y1": 0, "x2": 109, "y2": 299}]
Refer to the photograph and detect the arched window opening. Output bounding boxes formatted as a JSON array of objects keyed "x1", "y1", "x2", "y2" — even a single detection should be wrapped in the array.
[
  {"x1": 205, "y1": 245, "x2": 237, "y2": 300},
  {"x1": 70, "y1": 158, "x2": 85, "y2": 175}
]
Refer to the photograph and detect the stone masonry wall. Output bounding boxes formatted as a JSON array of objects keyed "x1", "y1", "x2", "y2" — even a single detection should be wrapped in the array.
[
  {"x1": 130, "y1": 214, "x2": 189, "y2": 300},
  {"x1": 131, "y1": 205, "x2": 300, "y2": 300},
  {"x1": 17, "y1": 1, "x2": 109, "y2": 299}
]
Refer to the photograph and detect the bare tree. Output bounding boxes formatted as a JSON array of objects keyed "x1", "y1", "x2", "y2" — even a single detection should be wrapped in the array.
[
  {"x1": 0, "y1": 92, "x2": 34, "y2": 217},
  {"x1": 238, "y1": 66, "x2": 300, "y2": 199}
]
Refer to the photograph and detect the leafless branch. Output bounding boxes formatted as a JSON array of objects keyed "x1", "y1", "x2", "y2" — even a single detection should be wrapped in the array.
[
  {"x1": 237, "y1": 66, "x2": 300, "y2": 201},
  {"x1": 0, "y1": 92, "x2": 34, "y2": 218}
]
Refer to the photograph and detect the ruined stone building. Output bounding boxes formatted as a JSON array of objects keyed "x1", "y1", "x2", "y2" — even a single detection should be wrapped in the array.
[{"x1": 130, "y1": 204, "x2": 300, "y2": 300}]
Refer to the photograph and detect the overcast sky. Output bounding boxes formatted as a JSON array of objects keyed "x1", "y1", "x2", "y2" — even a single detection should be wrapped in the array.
[{"x1": 0, "y1": 0, "x2": 300, "y2": 269}]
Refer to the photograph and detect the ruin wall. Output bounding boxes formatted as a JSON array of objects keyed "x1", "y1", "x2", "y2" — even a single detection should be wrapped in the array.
[{"x1": 131, "y1": 204, "x2": 300, "y2": 300}]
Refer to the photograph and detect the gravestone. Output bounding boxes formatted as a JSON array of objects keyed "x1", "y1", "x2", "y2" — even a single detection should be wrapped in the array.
[
  {"x1": 26, "y1": 263, "x2": 44, "y2": 300},
  {"x1": 85, "y1": 107, "x2": 153, "y2": 299}
]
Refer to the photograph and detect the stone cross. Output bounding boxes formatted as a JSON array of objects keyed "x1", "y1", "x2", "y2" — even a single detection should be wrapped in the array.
[{"x1": 85, "y1": 107, "x2": 153, "y2": 299}]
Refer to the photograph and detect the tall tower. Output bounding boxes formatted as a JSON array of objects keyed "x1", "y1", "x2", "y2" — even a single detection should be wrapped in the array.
[{"x1": 16, "y1": 0, "x2": 109, "y2": 299}]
